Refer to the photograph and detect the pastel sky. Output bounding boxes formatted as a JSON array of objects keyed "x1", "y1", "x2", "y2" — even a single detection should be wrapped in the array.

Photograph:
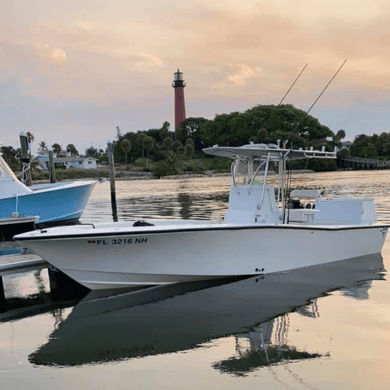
[{"x1": 1, "y1": 0, "x2": 390, "y2": 154}]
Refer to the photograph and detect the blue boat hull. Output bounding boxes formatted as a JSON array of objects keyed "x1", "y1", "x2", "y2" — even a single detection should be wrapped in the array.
[{"x1": 0, "y1": 181, "x2": 96, "y2": 226}]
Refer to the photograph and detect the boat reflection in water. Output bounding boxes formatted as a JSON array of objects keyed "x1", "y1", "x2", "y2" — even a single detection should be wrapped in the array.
[{"x1": 29, "y1": 254, "x2": 385, "y2": 373}]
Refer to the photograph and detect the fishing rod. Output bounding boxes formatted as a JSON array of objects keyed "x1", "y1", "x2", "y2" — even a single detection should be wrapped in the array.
[
  {"x1": 278, "y1": 63, "x2": 308, "y2": 106},
  {"x1": 261, "y1": 64, "x2": 308, "y2": 132},
  {"x1": 292, "y1": 59, "x2": 347, "y2": 133},
  {"x1": 284, "y1": 59, "x2": 347, "y2": 224}
]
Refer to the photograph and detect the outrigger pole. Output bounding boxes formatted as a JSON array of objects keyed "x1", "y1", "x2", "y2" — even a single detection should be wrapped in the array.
[
  {"x1": 284, "y1": 59, "x2": 348, "y2": 224},
  {"x1": 278, "y1": 64, "x2": 308, "y2": 106},
  {"x1": 261, "y1": 64, "x2": 308, "y2": 132},
  {"x1": 292, "y1": 59, "x2": 347, "y2": 133}
]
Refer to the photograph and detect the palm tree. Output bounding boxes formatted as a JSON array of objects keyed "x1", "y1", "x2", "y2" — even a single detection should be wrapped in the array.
[
  {"x1": 25, "y1": 131, "x2": 34, "y2": 155},
  {"x1": 172, "y1": 140, "x2": 182, "y2": 152},
  {"x1": 116, "y1": 126, "x2": 122, "y2": 139},
  {"x1": 185, "y1": 144, "x2": 194, "y2": 160},
  {"x1": 121, "y1": 139, "x2": 131, "y2": 165},
  {"x1": 66, "y1": 144, "x2": 79, "y2": 156},
  {"x1": 38, "y1": 141, "x2": 48, "y2": 153},
  {"x1": 176, "y1": 145, "x2": 186, "y2": 163},
  {"x1": 52, "y1": 143, "x2": 62, "y2": 154},
  {"x1": 163, "y1": 137, "x2": 173, "y2": 151},
  {"x1": 142, "y1": 136, "x2": 154, "y2": 166},
  {"x1": 137, "y1": 133, "x2": 146, "y2": 158}
]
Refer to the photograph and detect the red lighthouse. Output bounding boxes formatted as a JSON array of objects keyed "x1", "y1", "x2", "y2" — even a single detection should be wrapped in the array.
[{"x1": 172, "y1": 69, "x2": 186, "y2": 129}]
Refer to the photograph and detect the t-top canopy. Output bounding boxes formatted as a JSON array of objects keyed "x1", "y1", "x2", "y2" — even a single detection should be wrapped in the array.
[{"x1": 202, "y1": 143, "x2": 337, "y2": 161}]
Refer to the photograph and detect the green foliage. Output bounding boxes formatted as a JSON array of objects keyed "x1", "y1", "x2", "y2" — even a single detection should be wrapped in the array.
[
  {"x1": 350, "y1": 135, "x2": 378, "y2": 159},
  {"x1": 151, "y1": 159, "x2": 181, "y2": 177},
  {"x1": 25, "y1": 132, "x2": 34, "y2": 144},
  {"x1": 199, "y1": 104, "x2": 334, "y2": 149},
  {"x1": 121, "y1": 139, "x2": 131, "y2": 164},
  {"x1": 38, "y1": 141, "x2": 48, "y2": 152},
  {"x1": 172, "y1": 140, "x2": 182, "y2": 152},
  {"x1": 203, "y1": 158, "x2": 232, "y2": 172},
  {"x1": 142, "y1": 136, "x2": 154, "y2": 166},
  {"x1": 176, "y1": 146, "x2": 186, "y2": 158},
  {"x1": 184, "y1": 143, "x2": 194, "y2": 159},
  {"x1": 85, "y1": 147, "x2": 99, "y2": 158},
  {"x1": 52, "y1": 143, "x2": 62, "y2": 154},
  {"x1": 184, "y1": 161, "x2": 205, "y2": 174},
  {"x1": 133, "y1": 157, "x2": 147, "y2": 168},
  {"x1": 177, "y1": 117, "x2": 207, "y2": 149},
  {"x1": 1, "y1": 146, "x2": 20, "y2": 171},
  {"x1": 66, "y1": 144, "x2": 79, "y2": 157},
  {"x1": 307, "y1": 158, "x2": 338, "y2": 172},
  {"x1": 163, "y1": 137, "x2": 173, "y2": 151}
]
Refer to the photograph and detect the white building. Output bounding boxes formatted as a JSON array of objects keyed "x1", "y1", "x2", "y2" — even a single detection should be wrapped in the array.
[
  {"x1": 37, "y1": 151, "x2": 98, "y2": 170},
  {"x1": 341, "y1": 141, "x2": 352, "y2": 150}
]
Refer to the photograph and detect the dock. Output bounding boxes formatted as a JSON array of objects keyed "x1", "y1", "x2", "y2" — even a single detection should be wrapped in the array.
[
  {"x1": 338, "y1": 155, "x2": 390, "y2": 169},
  {"x1": 0, "y1": 215, "x2": 39, "y2": 241},
  {"x1": 0, "y1": 252, "x2": 48, "y2": 276},
  {"x1": 0, "y1": 252, "x2": 49, "y2": 309},
  {"x1": 0, "y1": 252, "x2": 88, "y2": 312}
]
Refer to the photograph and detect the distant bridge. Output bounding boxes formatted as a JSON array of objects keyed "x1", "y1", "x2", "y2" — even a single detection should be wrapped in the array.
[{"x1": 338, "y1": 156, "x2": 390, "y2": 169}]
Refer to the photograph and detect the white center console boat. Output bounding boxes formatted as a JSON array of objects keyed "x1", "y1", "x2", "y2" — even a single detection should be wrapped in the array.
[{"x1": 14, "y1": 143, "x2": 388, "y2": 290}]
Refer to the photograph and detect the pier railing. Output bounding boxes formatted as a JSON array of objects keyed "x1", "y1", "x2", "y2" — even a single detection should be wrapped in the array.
[{"x1": 338, "y1": 156, "x2": 390, "y2": 169}]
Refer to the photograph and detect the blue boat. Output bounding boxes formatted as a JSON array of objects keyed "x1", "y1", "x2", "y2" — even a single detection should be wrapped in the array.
[{"x1": 0, "y1": 153, "x2": 97, "y2": 227}]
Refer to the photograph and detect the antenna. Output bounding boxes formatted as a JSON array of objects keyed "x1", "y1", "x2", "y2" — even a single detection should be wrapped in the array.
[{"x1": 292, "y1": 59, "x2": 347, "y2": 133}]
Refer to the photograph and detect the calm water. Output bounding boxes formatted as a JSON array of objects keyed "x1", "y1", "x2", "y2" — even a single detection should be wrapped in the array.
[{"x1": 1, "y1": 171, "x2": 390, "y2": 389}]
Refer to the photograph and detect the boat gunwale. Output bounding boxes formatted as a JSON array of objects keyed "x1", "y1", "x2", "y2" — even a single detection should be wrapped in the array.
[{"x1": 14, "y1": 222, "x2": 389, "y2": 241}]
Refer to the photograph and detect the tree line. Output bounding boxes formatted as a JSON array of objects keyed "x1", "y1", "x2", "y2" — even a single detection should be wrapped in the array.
[
  {"x1": 340, "y1": 133, "x2": 390, "y2": 160},
  {"x1": 6, "y1": 103, "x2": 387, "y2": 175},
  {"x1": 112, "y1": 104, "x2": 347, "y2": 173}
]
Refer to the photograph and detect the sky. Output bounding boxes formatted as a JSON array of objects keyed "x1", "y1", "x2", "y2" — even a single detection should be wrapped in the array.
[{"x1": 1, "y1": 0, "x2": 390, "y2": 154}]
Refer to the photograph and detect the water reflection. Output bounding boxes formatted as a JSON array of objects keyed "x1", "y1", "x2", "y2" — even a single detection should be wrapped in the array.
[
  {"x1": 28, "y1": 254, "x2": 385, "y2": 371},
  {"x1": 213, "y1": 316, "x2": 321, "y2": 377},
  {"x1": 81, "y1": 172, "x2": 390, "y2": 225}
]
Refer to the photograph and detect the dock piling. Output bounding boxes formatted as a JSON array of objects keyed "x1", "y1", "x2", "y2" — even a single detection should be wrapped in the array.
[
  {"x1": 19, "y1": 132, "x2": 32, "y2": 186},
  {"x1": 0, "y1": 276, "x2": 6, "y2": 312},
  {"x1": 48, "y1": 268, "x2": 90, "y2": 300},
  {"x1": 48, "y1": 150, "x2": 56, "y2": 183},
  {"x1": 107, "y1": 140, "x2": 118, "y2": 222}
]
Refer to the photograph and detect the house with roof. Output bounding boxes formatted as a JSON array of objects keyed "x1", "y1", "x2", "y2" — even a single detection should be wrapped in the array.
[
  {"x1": 340, "y1": 141, "x2": 352, "y2": 151},
  {"x1": 37, "y1": 151, "x2": 97, "y2": 170}
]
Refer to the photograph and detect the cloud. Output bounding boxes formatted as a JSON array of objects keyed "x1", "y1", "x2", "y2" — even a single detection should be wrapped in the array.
[
  {"x1": 36, "y1": 43, "x2": 67, "y2": 65},
  {"x1": 73, "y1": 19, "x2": 96, "y2": 32},
  {"x1": 128, "y1": 53, "x2": 164, "y2": 69},
  {"x1": 2, "y1": 0, "x2": 390, "y2": 146},
  {"x1": 227, "y1": 64, "x2": 262, "y2": 86}
]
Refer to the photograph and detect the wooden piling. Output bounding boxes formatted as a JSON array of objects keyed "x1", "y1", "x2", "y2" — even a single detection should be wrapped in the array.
[
  {"x1": 48, "y1": 268, "x2": 89, "y2": 301},
  {"x1": 48, "y1": 150, "x2": 56, "y2": 183},
  {"x1": 0, "y1": 276, "x2": 6, "y2": 312},
  {"x1": 107, "y1": 141, "x2": 118, "y2": 222},
  {"x1": 19, "y1": 132, "x2": 32, "y2": 186}
]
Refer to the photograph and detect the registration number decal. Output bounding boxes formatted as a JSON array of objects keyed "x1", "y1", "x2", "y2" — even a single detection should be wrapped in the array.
[{"x1": 88, "y1": 237, "x2": 148, "y2": 245}]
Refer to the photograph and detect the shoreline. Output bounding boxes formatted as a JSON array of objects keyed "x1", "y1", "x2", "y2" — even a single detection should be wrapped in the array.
[{"x1": 31, "y1": 169, "x2": 316, "y2": 184}]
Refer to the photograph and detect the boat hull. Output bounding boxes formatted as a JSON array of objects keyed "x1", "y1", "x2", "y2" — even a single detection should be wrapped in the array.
[
  {"x1": 0, "y1": 181, "x2": 96, "y2": 225},
  {"x1": 15, "y1": 223, "x2": 388, "y2": 290}
]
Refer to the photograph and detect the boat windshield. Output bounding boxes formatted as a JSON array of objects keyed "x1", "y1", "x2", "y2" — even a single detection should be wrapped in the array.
[{"x1": 233, "y1": 158, "x2": 267, "y2": 186}]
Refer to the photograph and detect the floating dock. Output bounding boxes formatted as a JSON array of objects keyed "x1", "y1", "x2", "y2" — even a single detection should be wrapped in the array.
[
  {"x1": 0, "y1": 215, "x2": 39, "y2": 241},
  {"x1": 0, "y1": 251, "x2": 89, "y2": 312},
  {"x1": 0, "y1": 252, "x2": 48, "y2": 276},
  {"x1": 0, "y1": 213, "x2": 89, "y2": 313}
]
